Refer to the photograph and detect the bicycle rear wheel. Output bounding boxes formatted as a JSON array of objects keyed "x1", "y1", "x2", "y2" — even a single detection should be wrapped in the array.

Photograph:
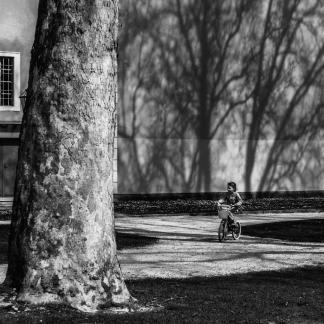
[
  {"x1": 232, "y1": 221, "x2": 241, "y2": 240},
  {"x1": 218, "y1": 219, "x2": 227, "y2": 242}
]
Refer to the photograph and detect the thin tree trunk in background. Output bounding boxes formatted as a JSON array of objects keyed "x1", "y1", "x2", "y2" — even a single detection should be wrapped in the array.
[
  {"x1": 196, "y1": 2, "x2": 211, "y2": 193},
  {"x1": 6, "y1": 0, "x2": 131, "y2": 312},
  {"x1": 196, "y1": 139, "x2": 211, "y2": 192},
  {"x1": 244, "y1": 139, "x2": 257, "y2": 192},
  {"x1": 201, "y1": 139, "x2": 211, "y2": 192}
]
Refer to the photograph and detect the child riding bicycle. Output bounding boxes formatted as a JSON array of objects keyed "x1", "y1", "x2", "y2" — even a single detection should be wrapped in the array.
[{"x1": 217, "y1": 181, "x2": 243, "y2": 228}]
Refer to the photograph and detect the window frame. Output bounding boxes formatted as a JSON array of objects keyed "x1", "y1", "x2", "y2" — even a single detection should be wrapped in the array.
[{"x1": 0, "y1": 52, "x2": 20, "y2": 111}]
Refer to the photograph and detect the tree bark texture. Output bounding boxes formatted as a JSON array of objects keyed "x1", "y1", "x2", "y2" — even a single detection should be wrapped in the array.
[{"x1": 6, "y1": 0, "x2": 131, "y2": 312}]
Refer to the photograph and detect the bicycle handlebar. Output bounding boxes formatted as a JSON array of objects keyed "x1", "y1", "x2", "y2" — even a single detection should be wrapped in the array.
[{"x1": 217, "y1": 204, "x2": 232, "y2": 210}]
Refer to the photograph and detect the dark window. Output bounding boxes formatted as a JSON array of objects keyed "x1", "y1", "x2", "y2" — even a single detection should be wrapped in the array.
[{"x1": 0, "y1": 56, "x2": 14, "y2": 106}]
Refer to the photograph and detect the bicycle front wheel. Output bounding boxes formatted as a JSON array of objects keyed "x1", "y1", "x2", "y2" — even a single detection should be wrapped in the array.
[
  {"x1": 218, "y1": 219, "x2": 227, "y2": 242},
  {"x1": 232, "y1": 221, "x2": 241, "y2": 240}
]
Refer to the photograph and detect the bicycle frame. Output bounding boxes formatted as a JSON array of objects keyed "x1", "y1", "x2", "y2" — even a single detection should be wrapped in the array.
[{"x1": 217, "y1": 204, "x2": 241, "y2": 241}]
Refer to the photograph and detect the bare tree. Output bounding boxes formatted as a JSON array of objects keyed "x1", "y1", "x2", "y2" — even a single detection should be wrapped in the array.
[
  {"x1": 154, "y1": 0, "x2": 257, "y2": 192},
  {"x1": 6, "y1": 0, "x2": 131, "y2": 312},
  {"x1": 243, "y1": 0, "x2": 324, "y2": 192},
  {"x1": 118, "y1": 0, "x2": 255, "y2": 193},
  {"x1": 118, "y1": 0, "x2": 324, "y2": 194}
]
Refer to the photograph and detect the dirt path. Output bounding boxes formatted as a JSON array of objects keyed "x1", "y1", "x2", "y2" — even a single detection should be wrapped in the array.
[
  {"x1": 1, "y1": 212, "x2": 323, "y2": 283},
  {"x1": 116, "y1": 212, "x2": 324, "y2": 280}
]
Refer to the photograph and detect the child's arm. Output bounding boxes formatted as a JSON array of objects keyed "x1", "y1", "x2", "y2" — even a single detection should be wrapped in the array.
[
  {"x1": 233, "y1": 192, "x2": 243, "y2": 207},
  {"x1": 217, "y1": 195, "x2": 226, "y2": 205}
]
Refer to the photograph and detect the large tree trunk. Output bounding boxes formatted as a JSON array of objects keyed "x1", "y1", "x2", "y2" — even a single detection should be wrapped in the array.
[{"x1": 5, "y1": 0, "x2": 131, "y2": 312}]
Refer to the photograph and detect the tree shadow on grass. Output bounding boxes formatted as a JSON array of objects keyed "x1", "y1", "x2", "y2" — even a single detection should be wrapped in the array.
[
  {"x1": 0, "y1": 225, "x2": 159, "y2": 265},
  {"x1": 116, "y1": 232, "x2": 159, "y2": 250},
  {"x1": 243, "y1": 219, "x2": 324, "y2": 243},
  {"x1": 0, "y1": 219, "x2": 323, "y2": 323},
  {"x1": 0, "y1": 265, "x2": 323, "y2": 323}
]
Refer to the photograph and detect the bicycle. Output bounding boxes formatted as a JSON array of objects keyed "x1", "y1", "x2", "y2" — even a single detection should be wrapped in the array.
[{"x1": 217, "y1": 204, "x2": 241, "y2": 242}]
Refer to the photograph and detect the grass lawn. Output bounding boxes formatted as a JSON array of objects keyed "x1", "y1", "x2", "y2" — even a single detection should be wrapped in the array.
[
  {"x1": 0, "y1": 267, "x2": 323, "y2": 324},
  {"x1": 0, "y1": 220, "x2": 323, "y2": 323}
]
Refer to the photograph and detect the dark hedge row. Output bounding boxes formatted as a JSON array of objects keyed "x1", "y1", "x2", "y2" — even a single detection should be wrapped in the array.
[
  {"x1": 0, "y1": 197, "x2": 323, "y2": 221},
  {"x1": 114, "y1": 197, "x2": 324, "y2": 215}
]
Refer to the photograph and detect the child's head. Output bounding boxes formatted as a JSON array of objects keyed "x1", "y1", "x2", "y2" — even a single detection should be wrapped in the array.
[{"x1": 227, "y1": 181, "x2": 237, "y2": 192}]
